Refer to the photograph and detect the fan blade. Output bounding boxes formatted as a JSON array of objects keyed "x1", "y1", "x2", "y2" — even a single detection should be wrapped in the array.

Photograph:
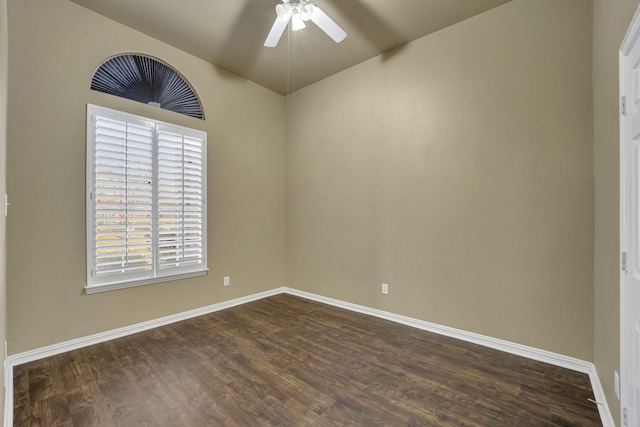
[
  {"x1": 264, "y1": 16, "x2": 290, "y2": 47},
  {"x1": 309, "y1": 5, "x2": 347, "y2": 43}
]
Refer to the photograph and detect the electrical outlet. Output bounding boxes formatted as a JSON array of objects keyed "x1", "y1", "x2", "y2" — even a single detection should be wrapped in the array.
[
  {"x1": 615, "y1": 371, "x2": 620, "y2": 400},
  {"x1": 381, "y1": 283, "x2": 389, "y2": 295},
  {"x1": 224, "y1": 276, "x2": 230, "y2": 286}
]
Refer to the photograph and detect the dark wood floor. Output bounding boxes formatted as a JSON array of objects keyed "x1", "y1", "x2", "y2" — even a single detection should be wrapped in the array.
[{"x1": 13, "y1": 294, "x2": 602, "y2": 426}]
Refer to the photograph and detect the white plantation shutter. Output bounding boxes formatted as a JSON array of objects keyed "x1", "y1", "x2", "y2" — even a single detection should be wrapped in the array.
[
  {"x1": 87, "y1": 105, "x2": 207, "y2": 291},
  {"x1": 157, "y1": 128, "x2": 205, "y2": 272},
  {"x1": 93, "y1": 116, "x2": 154, "y2": 280}
]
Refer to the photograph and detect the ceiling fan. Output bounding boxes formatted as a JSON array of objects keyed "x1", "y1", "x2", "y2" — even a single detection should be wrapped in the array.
[{"x1": 264, "y1": 0, "x2": 347, "y2": 47}]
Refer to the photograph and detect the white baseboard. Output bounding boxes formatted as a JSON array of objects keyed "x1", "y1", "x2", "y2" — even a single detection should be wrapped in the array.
[
  {"x1": 3, "y1": 361, "x2": 9, "y2": 427},
  {"x1": 7, "y1": 287, "x2": 284, "y2": 367},
  {"x1": 589, "y1": 365, "x2": 616, "y2": 427},
  {"x1": 282, "y1": 288, "x2": 615, "y2": 427},
  {"x1": 3, "y1": 287, "x2": 285, "y2": 427},
  {"x1": 3, "y1": 286, "x2": 614, "y2": 427},
  {"x1": 3, "y1": 340, "x2": 8, "y2": 427},
  {"x1": 284, "y1": 288, "x2": 592, "y2": 371}
]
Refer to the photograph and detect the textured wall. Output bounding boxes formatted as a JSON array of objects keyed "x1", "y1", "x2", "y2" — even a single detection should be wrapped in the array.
[
  {"x1": 6, "y1": 0, "x2": 285, "y2": 354},
  {"x1": 286, "y1": 0, "x2": 594, "y2": 360},
  {"x1": 593, "y1": 0, "x2": 639, "y2": 425},
  {"x1": 0, "y1": 0, "x2": 7, "y2": 420}
]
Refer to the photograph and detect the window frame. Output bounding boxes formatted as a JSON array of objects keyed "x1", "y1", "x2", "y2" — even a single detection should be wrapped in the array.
[{"x1": 85, "y1": 104, "x2": 207, "y2": 294}]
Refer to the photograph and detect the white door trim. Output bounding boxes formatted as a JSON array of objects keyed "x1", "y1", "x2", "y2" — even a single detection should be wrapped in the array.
[{"x1": 620, "y1": 5, "x2": 640, "y2": 426}]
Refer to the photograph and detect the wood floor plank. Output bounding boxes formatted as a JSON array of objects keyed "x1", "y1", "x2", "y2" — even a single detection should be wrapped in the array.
[{"x1": 13, "y1": 294, "x2": 602, "y2": 426}]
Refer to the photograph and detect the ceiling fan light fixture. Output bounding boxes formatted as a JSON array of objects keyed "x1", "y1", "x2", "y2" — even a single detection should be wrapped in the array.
[
  {"x1": 300, "y1": 4, "x2": 315, "y2": 21},
  {"x1": 291, "y1": 13, "x2": 306, "y2": 31},
  {"x1": 276, "y1": 3, "x2": 292, "y2": 21}
]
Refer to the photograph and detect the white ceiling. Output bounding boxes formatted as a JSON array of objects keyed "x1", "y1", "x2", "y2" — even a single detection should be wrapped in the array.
[{"x1": 70, "y1": 0, "x2": 512, "y2": 95}]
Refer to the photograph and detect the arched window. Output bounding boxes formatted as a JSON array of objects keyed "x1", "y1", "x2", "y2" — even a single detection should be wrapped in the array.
[{"x1": 91, "y1": 54, "x2": 204, "y2": 120}]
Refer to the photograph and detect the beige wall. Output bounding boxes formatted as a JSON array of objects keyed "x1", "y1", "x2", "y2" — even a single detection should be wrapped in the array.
[
  {"x1": 5, "y1": 1, "x2": 629, "y2": 424},
  {"x1": 0, "y1": 0, "x2": 7, "y2": 420},
  {"x1": 286, "y1": 0, "x2": 595, "y2": 360},
  {"x1": 6, "y1": 0, "x2": 285, "y2": 354},
  {"x1": 593, "y1": 0, "x2": 639, "y2": 424}
]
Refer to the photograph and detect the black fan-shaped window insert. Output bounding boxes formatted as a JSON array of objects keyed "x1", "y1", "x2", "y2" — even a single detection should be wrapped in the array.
[{"x1": 91, "y1": 54, "x2": 204, "y2": 120}]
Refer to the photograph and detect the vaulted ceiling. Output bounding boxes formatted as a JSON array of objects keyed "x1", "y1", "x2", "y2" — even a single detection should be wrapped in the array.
[{"x1": 70, "y1": 0, "x2": 512, "y2": 95}]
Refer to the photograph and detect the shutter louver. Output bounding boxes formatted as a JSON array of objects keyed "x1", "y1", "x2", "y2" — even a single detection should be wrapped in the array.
[
  {"x1": 157, "y1": 129, "x2": 204, "y2": 270},
  {"x1": 94, "y1": 117, "x2": 154, "y2": 279}
]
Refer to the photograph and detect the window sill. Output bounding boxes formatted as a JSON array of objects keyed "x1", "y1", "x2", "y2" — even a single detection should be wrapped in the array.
[{"x1": 85, "y1": 270, "x2": 209, "y2": 294}]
